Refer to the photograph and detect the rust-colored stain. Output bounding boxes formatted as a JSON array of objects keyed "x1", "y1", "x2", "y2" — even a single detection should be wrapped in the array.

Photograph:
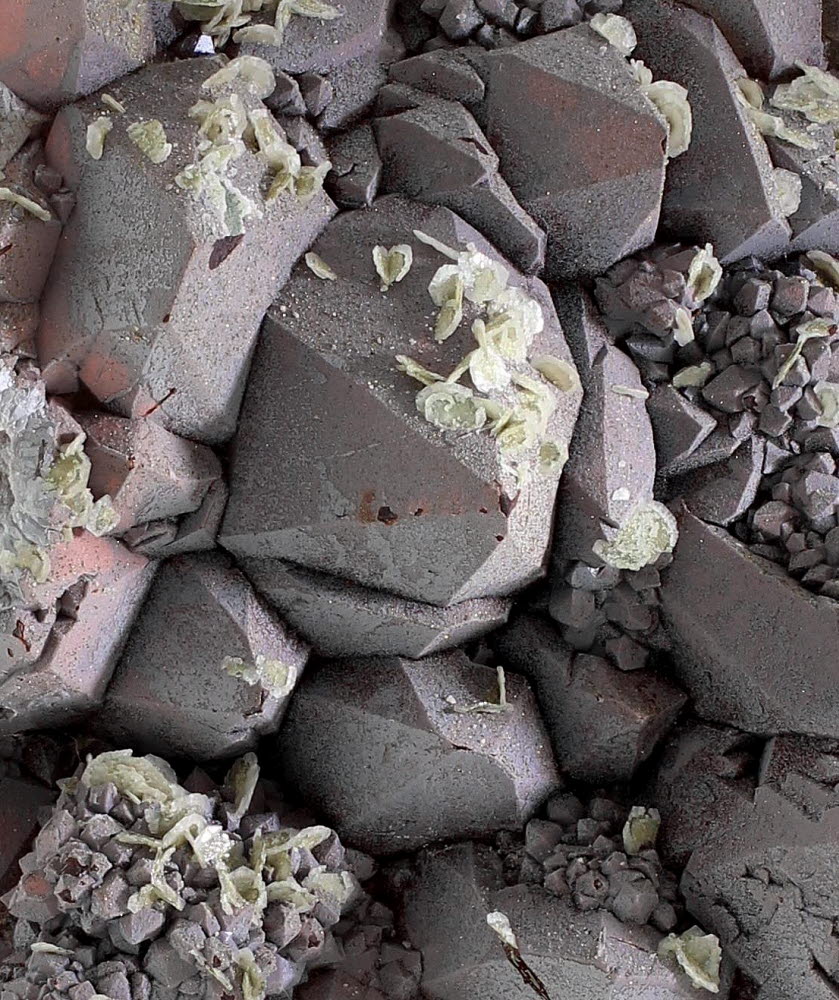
[
  {"x1": 359, "y1": 489, "x2": 474, "y2": 521},
  {"x1": 359, "y1": 489, "x2": 377, "y2": 523},
  {"x1": 140, "y1": 387, "x2": 177, "y2": 418},
  {"x1": 495, "y1": 59, "x2": 663, "y2": 186}
]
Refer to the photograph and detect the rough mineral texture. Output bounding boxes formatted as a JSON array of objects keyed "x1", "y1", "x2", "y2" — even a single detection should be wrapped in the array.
[
  {"x1": 660, "y1": 508, "x2": 839, "y2": 738},
  {"x1": 0, "y1": 143, "x2": 63, "y2": 313},
  {"x1": 221, "y1": 195, "x2": 582, "y2": 607},
  {"x1": 37, "y1": 57, "x2": 336, "y2": 444},
  {"x1": 763, "y1": 104, "x2": 839, "y2": 255},
  {"x1": 650, "y1": 725, "x2": 839, "y2": 1000},
  {"x1": 0, "y1": 777, "x2": 53, "y2": 892},
  {"x1": 596, "y1": 246, "x2": 839, "y2": 605},
  {"x1": 493, "y1": 613, "x2": 686, "y2": 782},
  {"x1": 101, "y1": 553, "x2": 309, "y2": 760},
  {"x1": 681, "y1": 0, "x2": 824, "y2": 80},
  {"x1": 0, "y1": 531, "x2": 155, "y2": 735},
  {"x1": 626, "y1": 0, "x2": 790, "y2": 262},
  {"x1": 238, "y1": 0, "x2": 401, "y2": 130},
  {"x1": 0, "y1": 749, "x2": 368, "y2": 1000},
  {"x1": 482, "y1": 24, "x2": 667, "y2": 279},
  {"x1": 374, "y1": 89, "x2": 546, "y2": 273},
  {"x1": 78, "y1": 413, "x2": 222, "y2": 536},
  {"x1": 239, "y1": 558, "x2": 512, "y2": 658},
  {"x1": 276, "y1": 651, "x2": 560, "y2": 853},
  {"x1": 0, "y1": 0, "x2": 178, "y2": 111},
  {"x1": 401, "y1": 840, "x2": 730, "y2": 1000},
  {"x1": 551, "y1": 286, "x2": 657, "y2": 566},
  {"x1": 492, "y1": 789, "x2": 686, "y2": 935}
]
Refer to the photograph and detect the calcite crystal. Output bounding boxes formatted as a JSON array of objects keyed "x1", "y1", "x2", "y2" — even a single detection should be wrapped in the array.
[
  {"x1": 0, "y1": 777, "x2": 53, "y2": 893},
  {"x1": 0, "y1": 360, "x2": 153, "y2": 733},
  {"x1": 37, "y1": 57, "x2": 336, "y2": 444},
  {"x1": 681, "y1": 0, "x2": 824, "y2": 80},
  {"x1": 0, "y1": 531, "x2": 154, "y2": 734},
  {"x1": 101, "y1": 553, "x2": 309, "y2": 760},
  {"x1": 9, "y1": 1, "x2": 839, "y2": 995},
  {"x1": 239, "y1": 558, "x2": 512, "y2": 658},
  {"x1": 0, "y1": 750, "x2": 366, "y2": 1000},
  {"x1": 401, "y1": 841, "x2": 729, "y2": 1000},
  {"x1": 374, "y1": 90, "x2": 546, "y2": 274},
  {"x1": 650, "y1": 725, "x2": 839, "y2": 1000},
  {"x1": 493, "y1": 613, "x2": 686, "y2": 782},
  {"x1": 220, "y1": 195, "x2": 582, "y2": 607},
  {"x1": 78, "y1": 413, "x2": 223, "y2": 536},
  {"x1": 660, "y1": 508, "x2": 839, "y2": 738},
  {"x1": 481, "y1": 25, "x2": 668, "y2": 279},
  {"x1": 0, "y1": 0, "x2": 178, "y2": 111},
  {"x1": 236, "y1": 0, "x2": 401, "y2": 129},
  {"x1": 626, "y1": 0, "x2": 790, "y2": 263},
  {"x1": 276, "y1": 651, "x2": 560, "y2": 853},
  {"x1": 551, "y1": 287, "x2": 658, "y2": 567}
]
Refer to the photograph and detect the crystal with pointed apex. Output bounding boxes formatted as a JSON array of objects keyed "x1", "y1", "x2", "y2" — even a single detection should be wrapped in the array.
[
  {"x1": 493, "y1": 614, "x2": 686, "y2": 782},
  {"x1": 551, "y1": 290, "x2": 656, "y2": 567},
  {"x1": 482, "y1": 25, "x2": 667, "y2": 280},
  {"x1": 0, "y1": 532, "x2": 155, "y2": 734},
  {"x1": 239, "y1": 557, "x2": 512, "y2": 658},
  {"x1": 220, "y1": 195, "x2": 581, "y2": 607},
  {"x1": 276, "y1": 651, "x2": 560, "y2": 854},
  {"x1": 650, "y1": 724, "x2": 839, "y2": 1000},
  {"x1": 660, "y1": 507, "x2": 839, "y2": 737},
  {"x1": 681, "y1": 0, "x2": 823, "y2": 80},
  {"x1": 0, "y1": 0, "x2": 178, "y2": 111},
  {"x1": 101, "y1": 553, "x2": 309, "y2": 760},
  {"x1": 37, "y1": 58, "x2": 336, "y2": 445},
  {"x1": 625, "y1": 0, "x2": 791, "y2": 263},
  {"x1": 375, "y1": 92, "x2": 546, "y2": 274},
  {"x1": 77, "y1": 412, "x2": 222, "y2": 536}
]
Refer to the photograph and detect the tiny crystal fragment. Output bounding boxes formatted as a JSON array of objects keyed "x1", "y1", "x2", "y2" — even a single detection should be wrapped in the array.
[
  {"x1": 673, "y1": 361, "x2": 714, "y2": 388},
  {"x1": 538, "y1": 439, "x2": 568, "y2": 477},
  {"x1": 396, "y1": 354, "x2": 445, "y2": 386},
  {"x1": 416, "y1": 381, "x2": 487, "y2": 431},
  {"x1": 622, "y1": 805, "x2": 661, "y2": 854},
  {"x1": 222, "y1": 653, "x2": 299, "y2": 698},
  {"x1": 202, "y1": 56, "x2": 277, "y2": 100},
  {"x1": 305, "y1": 251, "x2": 337, "y2": 279},
  {"x1": 611, "y1": 384, "x2": 650, "y2": 400},
  {"x1": 85, "y1": 116, "x2": 112, "y2": 161},
  {"x1": 773, "y1": 167, "x2": 802, "y2": 216},
  {"x1": 641, "y1": 80, "x2": 693, "y2": 158},
  {"x1": 658, "y1": 927, "x2": 722, "y2": 993},
  {"x1": 532, "y1": 355, "x2": 581, "y2": 393},
  {"x1": 101, "y1": 93, "x2": 126, "y2": 114}
]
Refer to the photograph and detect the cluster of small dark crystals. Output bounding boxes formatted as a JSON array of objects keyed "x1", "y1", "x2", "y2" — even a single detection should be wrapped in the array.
[
  {"x1": 597, "y1": 248, "x2": 839, "y2": 597},
  {"x1": 0, "y1": 749, "x2": 422, "y2": 1000},
  {"x1": 5, "y1": 0, "x2": 839, "y2": 999},
  {"x1": 497, "y1": 791, "x2": 681, "y2": 931},
  {"x1": 401, "y1": 0, "x2": 619, "y2": 51}
]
